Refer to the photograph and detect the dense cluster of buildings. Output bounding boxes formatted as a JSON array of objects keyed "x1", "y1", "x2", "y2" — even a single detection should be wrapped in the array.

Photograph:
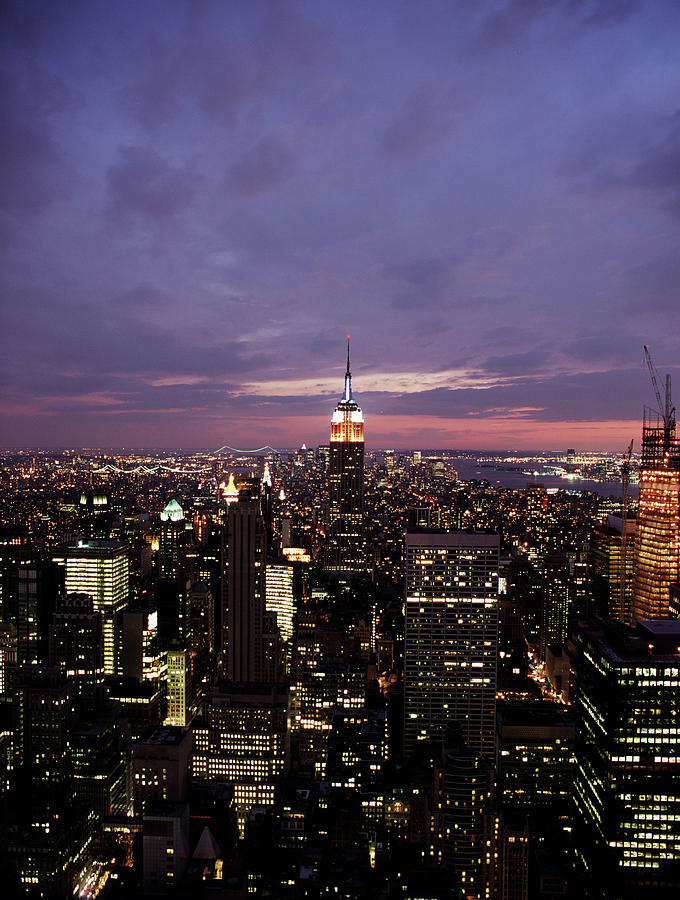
[{"x1": 0, "y1": 348, "x2": 678, "y2": 898}]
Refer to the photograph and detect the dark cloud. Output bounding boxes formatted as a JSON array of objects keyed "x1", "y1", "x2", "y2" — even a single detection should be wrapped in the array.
[
  {"x1": 484, "y1": 349, "x2": 554, "y2": 377},
  {"x1": 380, "y1": 90, "x2": 456, "y2": 159},
  {"x1": 107, "y1": 147, "x2": 199, "y2": 220},
  {"x1": 123, "y1": 4, "x2": 324, "y2": 130},
  {"x1": 383, "y1": 257, "x2": 456, "y2": 308},
  {"x1": 476, "y1": 0, "x2": 639, "y2": 48},
  {"x1": 622, "y1": 256, "x2": 680, "y2": 315},
  {"x1": 0, "y1": 58, "x2": 79, "y2": 216},
  {"x1": 627, "y1": 113, "x2": 680, "y2": 217},
  {"x1": 228, "y1": 136, "x2": 295, "y2": 197}
]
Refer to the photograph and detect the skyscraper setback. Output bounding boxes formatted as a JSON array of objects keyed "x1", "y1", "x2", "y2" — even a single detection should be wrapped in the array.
[{"x1": 326, "y1": 339, "x2": 365, "y2": 572}]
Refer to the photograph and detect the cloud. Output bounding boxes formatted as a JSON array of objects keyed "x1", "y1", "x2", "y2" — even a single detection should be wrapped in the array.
[
  {"x1": 228, "y1": 136, "x2": 295, "y2": 197},
  {"x1": 475, "y1": 0, "x2": 639, "y2": 49},
  {"x1": 622, "y1": 255, "x2": 680, "y2": 314},
  {"x1": 107, "y1": 147, "x2": 200, "y2": 220},
  {"x1": 122, "y1": 4, "x2": 324, "y2": 130},
  {"x1": 627, "y1": 112, "x2": 680, "y2": 217},
  {"x1": 380, "y1": 90, "x2": 456, "y2": 159}
]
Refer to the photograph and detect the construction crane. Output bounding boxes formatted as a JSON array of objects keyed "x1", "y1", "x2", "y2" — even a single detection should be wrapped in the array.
[
  {"x1": 644, "y1": 344, "x2": 676, "y2": 435},
  {"x1": 619, "y1": 438, "x2": 633, "y2": 624}
]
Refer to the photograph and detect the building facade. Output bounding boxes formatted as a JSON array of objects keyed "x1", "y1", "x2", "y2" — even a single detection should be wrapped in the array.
[
  {"x1": 632, "y1": 406, "x2": 680, "y2": 621},
  {"x1": 573, "y1": 620, "x2": 680, "y2": 897},
  {"x1": 52, "y1": 540, "x2": 129, "y2": 675},
  {"x1": 404, "y1": 531, "x2": 499, "y2": 758}
]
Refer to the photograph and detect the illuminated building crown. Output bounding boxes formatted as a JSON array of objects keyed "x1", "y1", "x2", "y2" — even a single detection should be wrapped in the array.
[{"x1": 331, "y1": 337, "x2": 364, "y2": 443}]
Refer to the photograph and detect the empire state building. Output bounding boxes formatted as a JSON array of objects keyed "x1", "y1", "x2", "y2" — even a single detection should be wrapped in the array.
[{"x1": 325, "y1": 339, "x2": 365, "y2": 572}]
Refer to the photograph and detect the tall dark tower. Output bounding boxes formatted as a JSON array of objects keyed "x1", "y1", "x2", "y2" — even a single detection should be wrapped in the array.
[{"x1": 325, "y1": 338, "x2": 365, "y2": 572}]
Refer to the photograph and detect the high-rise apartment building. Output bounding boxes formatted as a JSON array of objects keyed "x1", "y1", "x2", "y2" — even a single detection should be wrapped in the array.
[
  {"x1": 404, "y1": 531, "x2": 499, "y2": 758},
  {"x1": 539, "y1": 555, "x2": 570, "y2": 662},
  {"x1": 633, "y1": 374, "x2": 680, "y2": 621},
  {"x1": 326, "y1": 340, "x2": 364, "y2": 572},
  {"x1": 53, "y1": 540, "x2": 129, "y2": 675},
  {"x1": 573, "y1": 620, "x2": 680, "y2": 897}
]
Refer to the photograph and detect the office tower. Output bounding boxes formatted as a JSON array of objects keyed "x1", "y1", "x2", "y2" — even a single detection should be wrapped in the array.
[
  {"x1": 316, "y1": 444, "x2": 330, "y2": 471},
  {"x1": 428, "y1": 722, "x2": 496, "y2": 899},
  {"x1": 573, "y1": 620, "x2": 680, "y2": 897},
  {"x1": 223, "y1": 494, "x2": 268, "y2": 682},
  {"x1": 632, "y1": 393, "x2": 680, "y2": 620},
  {"x1": 326, "y1": 707, "x2": 387, "y2": 827},
  {"x1": 265, "y1": 562, "x2": 295, "y2": 672},
  {"x1": 496, "y1": 701, "x2": 575, "y2": 836},
  {"x1": 525, "y1": 484, "x2": 548, "y2": 557},
  {"x1": 9, "y1": 665, "x2": 92, "y2": 897},
  {"x1": 132, "y1": 725, "x2": 191, "y2": 816},
  {"x1": 326, "y1": 339, "x2": 365, "y2": 573},
  {"x1": 158, "y1": 499, "x2": 185, "y2": 579},
  {"x1": 121, "y1": 608, "x2": 162, "y2": 682},
  {"x1": 78, "y1": 490, "x2": 111, "y2": 539},
  {"x1": 13, "y1": 664, "x2": 72, "y2": 807},
  {"x1": 0, "y1": 527, "x2": 33, "y2": 622},
  {"x1": 539, "y1": 555, "x2": 570, "y2": 662},
  {"x1": 16, "y1": 560, "x2": 63, "y2": 665},
  {"x1": 187, "y1": 581, "x2": 214, "y2": 684},
  {"x1": 193, "y1": 682, "x2": 289, "y2": 833},
  {"x1": 500, "y1": 821, "x2": 530, "y2": 900},
  {"x1": 49, "y1": 593, "x2": 104, "y2": 707},
  {"x1": 590, "y1": 516, "x2": 636, "y2": 623},
  {"x1": 165, "y1": 647, "x2": 189, "y2": 727},
  {"x1": 0, "y1": 622, "x2": 17, "y2": 693},
  {"x1": 70, "y1": 715, "x2": 129, "y2": 818},
  {"x1": 52, "y1": 540, "x2": 129, "y2": 675},
  {"x1": 404, "y1": 531, "x2": 499, "y2": 758}
]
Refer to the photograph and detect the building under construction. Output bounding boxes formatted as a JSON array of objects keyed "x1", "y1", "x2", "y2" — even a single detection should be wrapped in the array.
[{"x1": 632, "y1": 350, "x2": 680, "y2": 622}]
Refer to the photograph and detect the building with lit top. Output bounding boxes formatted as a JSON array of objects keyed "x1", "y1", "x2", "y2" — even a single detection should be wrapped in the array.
[
  {"x1": 158, "y1": 499, "x2": 185, "y2": 579},
  {"x1": 325, "y1": 339, "x2": 365, "y2": 572},
  {"x1": 633, "y1": 388, "x2": 680, "y2": 622},
  {"x1": 52, "y1": 540, "x2": 129, "y2": 675},
  {"x1": 404, "y1": 531, "x2": 499, "y2": 759},
  {"x1": 573, "y1": 619, "x2": 680, "y2": 897}
]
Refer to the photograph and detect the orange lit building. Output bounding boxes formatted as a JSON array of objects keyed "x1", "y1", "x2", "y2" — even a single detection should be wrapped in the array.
[
  {"x1": 632, "y1": 407, "x2": 680, "y2": 621},
  {"x1": 325, "y1": 340, "x2": 365, "y2": 572}
]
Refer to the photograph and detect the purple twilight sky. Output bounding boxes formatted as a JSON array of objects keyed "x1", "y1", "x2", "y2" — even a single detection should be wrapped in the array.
[{"x1": 1, "y1": 0, "x2": 679, "y2": 451}]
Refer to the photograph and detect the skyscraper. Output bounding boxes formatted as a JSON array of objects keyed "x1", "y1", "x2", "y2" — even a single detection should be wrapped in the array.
[
  {"x1": 326, "y1": 339, "x2": 364, "y2": 572},
  {"x1": 49, "y1": 593, "x2": 104, "y2": 708},
  {"x1": 632, "y1": 396, "x2": 680, "y2": 621},
  {"x1": 52, "y1": 540, "x2": 129, "y2": 675},
  {"x1": 223, "y1": 493, "x2": 269, "y2": 682},
  {"x1": 573, "y1": 619, "x2": 680, "y2": 897},
  {"x1": 404, "y1": 531, "x2": 499, "y2": 758}
]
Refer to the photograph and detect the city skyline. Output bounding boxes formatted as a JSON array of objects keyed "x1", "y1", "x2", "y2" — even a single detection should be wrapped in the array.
[{"x1": 2, "y1": 1, "x2": 680, "y2": 451}]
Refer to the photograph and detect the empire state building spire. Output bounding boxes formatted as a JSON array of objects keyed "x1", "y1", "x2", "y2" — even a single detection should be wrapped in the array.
[
  {"x1": 325, "y1": 339, "x2": 365, "y2": 573},
  {"x1": 344, "y1": 335, "x2": 352, "y2": 403}
]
